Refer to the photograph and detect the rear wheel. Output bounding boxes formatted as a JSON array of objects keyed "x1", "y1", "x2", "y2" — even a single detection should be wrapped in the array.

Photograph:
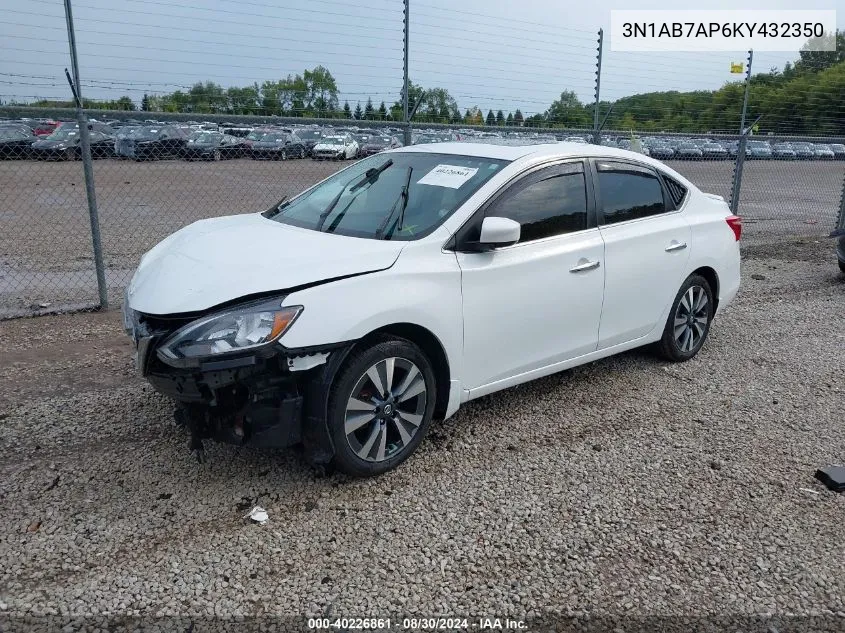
[
  {"x1": 656, "y1": 274, "x2": 714, "y2": 362},
  {"x1": 327, "y1": 336, "x2": 436, "y2": 477},
  {"x1": 212, "y1": 149, "x2": 221, "y2": 161},
  {"x1": 839, "y1": 260, "x2": 845, "y2": 274},
  {"x1": 299, "y1": 148, "x2": 305, "y2": 159}
]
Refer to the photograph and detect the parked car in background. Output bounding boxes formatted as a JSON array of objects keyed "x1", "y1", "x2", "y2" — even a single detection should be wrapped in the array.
[
  {"x1": 122, "y1": 142, "x2": 741, "y2": 476},
  {"x1": 745, "y1": 140, "x2": 773, "y2": 159},
  {"x1": 647, "y1": 143, "x2": 675, "y2": 160},
  {"x1": 813, "y1": 144, "x2": 835, "y2": 160},
  {"x1": 829, "y1": 143, "x2": 845, "y2": 160},
  {"x1": 357, "y1": 135, "x2": 402, "y2": 157},
  {"x1": 312, "y1": 133, "x2": 358, "y2": 160},
  {"x1": 675, "y1": 142, "x2": 704, "y2": 160},
  {"x1": 183, "y1": 131, "x2": 247, "y2": 161},
  {"x1": 221, "y1": 126, "x2": 253, "y2": 138},
  {"x1": 115, "y1": 125, "x2": 189, "y2": 160},
  {"x1": 31, "y1": 120, "x2": 61, "y2": 136},
  {"x1": 788, "y1": 142, "x2": 815, "y2": 160},
  {"x1": 564, "y1": 136, "x2": 588, "y2": 144},
  {"x1": 250, "y1": 132, "x2": 307, "y2": 160},
  {"x1": 0, "y1": 124, "x2": 36, "y2": 159},
  {"x1": 295, "y1": 128, "x2": 323, "y2": 156},
  {"x1": 772, "y1": 143, "x2": 796, "y2": 160},
  {"x1": 31, "y1": 122, "x2": 115, "y2": 160},
  {"x1": 701, "y1": 142, "x2": 728, "y2": 160}
]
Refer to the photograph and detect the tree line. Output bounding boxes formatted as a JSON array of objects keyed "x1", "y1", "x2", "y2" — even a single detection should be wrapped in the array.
[{"x1": 15, "y1": 32, "x2": 844, "y2": 135}]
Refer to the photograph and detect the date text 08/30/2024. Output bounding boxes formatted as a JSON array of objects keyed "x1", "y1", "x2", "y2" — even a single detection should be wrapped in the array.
[{"x1": 307, "y1": 618, "x2": 528, "y2": 630}]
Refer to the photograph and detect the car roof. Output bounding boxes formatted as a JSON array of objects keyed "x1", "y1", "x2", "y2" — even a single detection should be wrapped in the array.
[{"x1": 394, "y1": 141, "x2": 672, "y2": 166}]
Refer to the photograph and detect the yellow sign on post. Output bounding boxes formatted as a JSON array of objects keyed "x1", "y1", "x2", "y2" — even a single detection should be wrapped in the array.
[{"x1": 730, "y1": 62, "x2": 745, "y2": 74}]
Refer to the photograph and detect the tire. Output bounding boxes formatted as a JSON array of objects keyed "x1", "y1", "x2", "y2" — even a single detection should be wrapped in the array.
[
  {"x1": 213, "y1": 149, "x2": 221, "y2": 161},
  {"x1": 327, "y1": 335, "x2": 437, "y2": 477},
  {"x1": 838, "y1": 260, "x2": 845, "y2": 274},
  {"x1": 299, "y1": 148, "x2": 305, "y2": 159},
  {"x1": 656, "y1": 274, "x2": 715, "y2": 362},
  {"x1": 281, "y1": 149, "x2": 288, "y2": 161},
  {"x1": 65, "y1": 148, "x2": 76, "y2": 161}
]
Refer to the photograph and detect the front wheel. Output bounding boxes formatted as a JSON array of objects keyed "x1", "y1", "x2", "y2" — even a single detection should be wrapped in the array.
[
  {"x1": 327, "y1": 336, "x2": 436, "y2": 477},
  {"x1": 656, "y1": 274, "x2": 715, "y2": 362}
]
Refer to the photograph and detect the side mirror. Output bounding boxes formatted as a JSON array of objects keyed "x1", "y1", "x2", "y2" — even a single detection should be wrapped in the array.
[
  {"x1": 479, "y1": 216, "x2": 520, "y2": 247},
  {"x1": 459, "y1": 217, "x2": 520, "y2": 252}
]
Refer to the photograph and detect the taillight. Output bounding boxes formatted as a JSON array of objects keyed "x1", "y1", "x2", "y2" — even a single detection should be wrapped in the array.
[{"x1": 726, "y1": 215, "x2": 742, "y2": 241}]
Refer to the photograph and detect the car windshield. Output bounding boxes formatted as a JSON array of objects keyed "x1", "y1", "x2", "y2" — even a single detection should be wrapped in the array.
[
  {"x1": 365, "y1": 136, "x2": 390, "y2": 146},
  {"x1": 47, "y1": 125, "x2": 80, "y2": 140},
  {"x1": 268, "y1": 152, "x2": 509, "y2": 240},
  {"x1": 704, "y1": 143, "x2": 723, "y2": 149},
  {"x1": 189, "y1": 131, "x2": 222, "y2": 143},
  {"x1": 679, "y1": 143, "x2": 697, "y2": 149},
  {"x1": 124, "y1": 126, "x2": 163, "y2": 140},
  {"x1": 815, "y1": 144, "x2": 831, "y2": 150},
  {"x1": 259, "y1": 132, "x2": 288, "y2": 142},
  {"x1": 246, "y1": 129, "x2": 271, "y2": 141},
  {"x1": 748, "y1": 141, "x2": 769, "y2": 148},
  {"x1": 297, "y1": 130, "x2": 322, "y2": 140},
  {"x1": 792, "y1": 143, "x2": 811, "y2": 150},
  {"x1": 322, "y1": 136, "x2": 346, "y2": 143},
  {"x1": 0, "y1": 126, "x2": 29, "y2": 140}
]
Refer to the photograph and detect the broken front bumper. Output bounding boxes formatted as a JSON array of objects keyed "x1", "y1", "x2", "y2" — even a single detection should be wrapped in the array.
[{"x1": 125, "y1": 304, "x2": 350, "y2": 461}]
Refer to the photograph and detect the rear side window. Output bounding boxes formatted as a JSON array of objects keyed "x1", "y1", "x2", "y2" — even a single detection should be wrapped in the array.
[
  {"x1": 487, "y1": 162, "x2": 588, "y2": 242},
  {"x1": 596, "y1": 161, "x2": 666, "y2": 225},
  {"x1": 662, "y1": 176, "x2": 687, "y2": 208}
]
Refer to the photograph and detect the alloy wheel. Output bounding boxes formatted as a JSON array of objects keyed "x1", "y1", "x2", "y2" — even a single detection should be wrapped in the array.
[
  {"x1": 673, "y1": 285, "x2": 709, "y2": 353},
  {"x1": 344, "y1": 357, "x2": 427, "y2": 463}
]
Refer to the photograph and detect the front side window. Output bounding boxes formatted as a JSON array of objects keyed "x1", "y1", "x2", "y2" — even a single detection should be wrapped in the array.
[
  {"x1": 266, "y1": 152, "x2": 509, "y2": 241},
  {"x1": 596, "y1": 161, "x2": 666, "y2": 225},
  {"x1": 486, "y1": 163, "x2": 588, "y2": 242}
]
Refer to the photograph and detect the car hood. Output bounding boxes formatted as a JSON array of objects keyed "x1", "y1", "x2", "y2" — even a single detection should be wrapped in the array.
[
  {"x1": 127, "y1": 213, "x2": 405, "y2": 315},
  {"x1": 314, "y1": 142, "x2": 346, "y2": 149},
  {"x1": 32, "y1": 139, "x2": 74, "y2": 148}
]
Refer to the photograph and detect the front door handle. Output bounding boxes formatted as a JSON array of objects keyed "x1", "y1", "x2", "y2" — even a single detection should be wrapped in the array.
[
  {"x1": 665, "y1": 241, "x2": 688, "y2": 252},
  {"x1": 569, "y1": 259, "x2": 600, "y2": 273}
]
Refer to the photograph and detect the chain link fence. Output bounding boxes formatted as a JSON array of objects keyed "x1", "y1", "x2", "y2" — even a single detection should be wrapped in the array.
[{"x1": 1, "y1": 107, "x2": 844, "y2": 318}]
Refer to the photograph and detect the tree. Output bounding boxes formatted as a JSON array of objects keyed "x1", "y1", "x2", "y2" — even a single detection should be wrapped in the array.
[
  {"x1": 141, "y1": 94, "x2": 150, "y2": 111},
  {"x1": 485, "y1": 109, "x2": 495, "y2": 126},
  {"x1": 797, "y1": 30, "x2": 844, "y2": 73},
  {"x1": 378, "y1": 101, "x2": 387, "y2": 120},
  {"x1": 364, "y1": 97, "x2": 374, "y2": 120},
  {"x1": 506, "y1": 112, "x2": 514, "y2": 125},
  {"x1": 465, "y1": 107, "x2": 483, "y2": 125},
  {"x1": 114, "y1": 96, "x2": 136, "y2": 111},
  {"x1": 354, "y1": 102, "x2": 363, "y2": 120},
  {"x1": 343, "y1": 101, "x2": 352, "y2": 118},
  {"x1": 546, "y1": 90, "x2": 590, "y2": 127},
  {"x1": 496, "y1": 110, "x2": 504, "y2": 125},
  {"x1": 305, "y1": 65, "x2": 339, "y2": 115},
  {"x1": 514, "y1": 109, "x2": 524, "y2": 125}
]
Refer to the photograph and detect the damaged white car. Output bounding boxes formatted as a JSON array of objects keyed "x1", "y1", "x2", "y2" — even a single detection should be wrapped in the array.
[{"x1": 123, "y1": 142, "x2": 741, "y2": 476}]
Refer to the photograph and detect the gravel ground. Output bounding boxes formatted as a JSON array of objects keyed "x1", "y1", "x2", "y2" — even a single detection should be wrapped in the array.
[
  {"x1": 0, "y1": 156, "x2": 842, "y2": 317},
  {"x1": 0, "y1": 238, "x2": 843, "y2": 631}
]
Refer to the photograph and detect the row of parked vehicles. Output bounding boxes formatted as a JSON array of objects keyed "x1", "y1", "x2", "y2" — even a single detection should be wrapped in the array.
[
  {"x1": 0, "y1": 118, "x2": 406, "y2": 161},
  {"x1": 3, "y1": 116, "x2": 844, "y2": 162}
]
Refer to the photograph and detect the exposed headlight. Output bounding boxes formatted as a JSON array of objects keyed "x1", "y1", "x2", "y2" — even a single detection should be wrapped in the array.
[{"x1": 157, "y1": 300, "x2": 302, "y2": 364}]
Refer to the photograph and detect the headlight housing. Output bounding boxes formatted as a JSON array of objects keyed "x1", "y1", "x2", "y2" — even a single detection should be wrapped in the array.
[{"x1": 157, "y1": 299, "x2": 302, "y2": 365}]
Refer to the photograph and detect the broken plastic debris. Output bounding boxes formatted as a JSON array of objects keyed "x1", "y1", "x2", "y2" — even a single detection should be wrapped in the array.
[
  {"x1": 244, "y1": 506, "x2": 268, "y2": 525},
  {"x1": 815, "y1": 465, "x2": 845, "y2": 492}
]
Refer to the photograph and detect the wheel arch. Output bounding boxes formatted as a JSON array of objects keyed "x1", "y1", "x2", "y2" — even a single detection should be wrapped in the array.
[
  {"x1": 358, "y1": 322, "x2": 451, "y2": 419},
  {"x1": 690, "y1": 265, "x2": 719, "y2": 313}
]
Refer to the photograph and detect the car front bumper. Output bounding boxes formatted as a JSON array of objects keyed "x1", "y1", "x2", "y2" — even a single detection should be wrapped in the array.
[{"x1": 124, "y1": 303, "x2": 349, "y2": 461}]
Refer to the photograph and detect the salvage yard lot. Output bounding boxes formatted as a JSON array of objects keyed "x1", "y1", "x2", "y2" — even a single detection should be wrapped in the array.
[
  {"x1": 0, "y1": 239, "x2": 843, "y2": 621},
  {"x1": 0, "y1": 156, "x2": 843, "y2": 317}
]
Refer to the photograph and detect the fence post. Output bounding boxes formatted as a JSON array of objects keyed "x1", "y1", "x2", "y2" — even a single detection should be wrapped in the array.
[
  {"x1": 592, "y1": 28, "x2": 603, "y2": 145},
  {"x1": 730, "y1": 49, "x2": 753, "y2": 215},
  {"x1": 402, "y1": 0, "x2": 411, "y2": 146},
  {"x1": 63, "y1": 0, "x2": 108, "y2": 309}
]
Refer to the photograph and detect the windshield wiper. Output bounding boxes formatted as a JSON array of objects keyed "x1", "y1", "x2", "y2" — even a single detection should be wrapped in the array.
[
  {"x1": 315, "y1": 159, "x2": 394, "y2": 232},
  {"x1": 374, "y1": 166, "x2": 413, "y2": 240},
  {"x1": 262, "y1": 195, "x2": 288, "y2": 218}
]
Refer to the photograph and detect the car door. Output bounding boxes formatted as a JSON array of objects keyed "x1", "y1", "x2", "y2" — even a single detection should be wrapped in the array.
[
  {"x1": 455, "y1": 161, "x2": 605, "y2": 391},
  {"x1": 591, "y1": 159, "x2": 691, "y2": 349}
]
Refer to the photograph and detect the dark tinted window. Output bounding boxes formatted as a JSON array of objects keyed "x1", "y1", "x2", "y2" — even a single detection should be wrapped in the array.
[
  {"x1": 662, "y1": 176, "x2": 687, "y2": 208},
  {"x1": 488, "y1": 163, "x2": 588, "y2": 242},
  {"x1": 597, "y1": 162, "x2": 666, "y2": 224}
]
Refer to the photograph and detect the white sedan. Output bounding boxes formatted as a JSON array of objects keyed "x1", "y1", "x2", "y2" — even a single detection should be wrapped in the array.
[
  {"x1": 124, "y1": 142, "x2": 741, "y2": 476},
  {"x1": 311, "y1": 133, "x2": 359, "y2": 160}
]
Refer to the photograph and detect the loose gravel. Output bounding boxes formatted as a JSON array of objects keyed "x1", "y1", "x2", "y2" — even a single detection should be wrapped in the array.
[{"x1": 0, "y1": 239, "x2": 843, "y2": 629}]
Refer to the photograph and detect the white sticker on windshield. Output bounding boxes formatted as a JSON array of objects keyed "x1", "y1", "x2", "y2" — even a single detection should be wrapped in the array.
[{"x1": 417, "y1": 164, "x2": 478, "y2": 189}]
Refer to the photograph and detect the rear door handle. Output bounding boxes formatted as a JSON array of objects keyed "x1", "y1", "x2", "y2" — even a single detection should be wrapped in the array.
[
  {"x1": 569, "y1": 259, "x2": 600, "y2": 273},
  {"x1": 665, "y1": 241, "x2": 688, "y2": 252}
]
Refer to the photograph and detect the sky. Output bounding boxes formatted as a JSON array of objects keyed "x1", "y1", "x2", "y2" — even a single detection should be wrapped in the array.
[{"x1": 1, "y1": 0, "x2": 842, "y2": 116}]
